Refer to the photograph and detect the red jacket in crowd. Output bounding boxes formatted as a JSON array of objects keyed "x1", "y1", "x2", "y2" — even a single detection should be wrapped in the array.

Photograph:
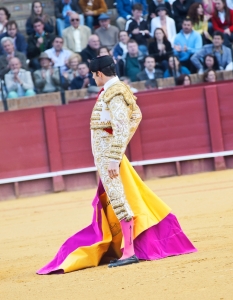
[{"x1": 212, "y1": 9, "x2": 233, "y2": 32}]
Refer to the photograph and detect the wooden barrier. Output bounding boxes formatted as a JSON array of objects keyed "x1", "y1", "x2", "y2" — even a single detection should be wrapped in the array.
[{"x1": 0, "y1": 80, "x2": 233, "y2": 200}]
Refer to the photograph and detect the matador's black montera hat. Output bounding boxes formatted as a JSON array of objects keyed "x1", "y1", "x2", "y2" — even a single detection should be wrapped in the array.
[{"x1": 89, "y1": 55, "x2": 115, "y2": 73}]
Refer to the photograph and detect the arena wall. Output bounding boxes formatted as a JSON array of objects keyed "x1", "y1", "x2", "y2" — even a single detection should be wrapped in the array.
[{"x1": 0, "y1": 81, "x2": 232, "y2": 200}]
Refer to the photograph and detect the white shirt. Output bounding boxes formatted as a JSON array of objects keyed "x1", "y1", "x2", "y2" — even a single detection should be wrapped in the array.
[
  {"x1": 119, "y1": 42, "x2": 128, "y2": 58},
  {"x1": 183, "y1": 33, "x2": 191, "y2": 40},
  {"x1": 145, "y1": 68, "x2": 155, "y2": 80},
  {"x1": 72, "y1": 27, "x2": 81, "y2": 52},
  {"x1": 45, "y1": 48, "x2": 72, "y2": 69},
  {"x1": 218, "y1": 11, "x2": 226, "y2": 23}
]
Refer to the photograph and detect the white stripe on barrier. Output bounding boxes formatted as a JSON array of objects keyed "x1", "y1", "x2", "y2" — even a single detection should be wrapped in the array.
[{"x1": 0, "y1": 150, "x2": 233, "y2": 185}]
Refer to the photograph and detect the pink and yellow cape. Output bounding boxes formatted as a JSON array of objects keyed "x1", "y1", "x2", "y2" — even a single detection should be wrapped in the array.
[{"x1": 37, "y1": 156, "x2": 197, "y2": 274}]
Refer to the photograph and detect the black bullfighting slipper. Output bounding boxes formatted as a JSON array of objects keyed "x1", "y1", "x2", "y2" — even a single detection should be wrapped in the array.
[{"x1": 108, "y1": 255, "x2": 139, "y2": 268}]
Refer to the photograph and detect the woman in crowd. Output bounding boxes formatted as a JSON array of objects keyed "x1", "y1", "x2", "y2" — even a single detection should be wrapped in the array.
[
  {"x1": 164, "y1": 55, "x2": 191, "y2": 78},
  {"x1": 148, "y1": 28, "x2": 173, "y2": 71},
  {"x1": 148, "y1": 0, "x2": 172, "y2": 24},
  {"x1": 98, "y1": 46, "x2": 121, "y2": 76},
  {"x1": 212, "y1": 0, "x2": 233, "y2": 47},
  {"x1": 79, "y1": 0, "x2": 107, "y2": 31},
  {"x1": 176, "y1": 74, "x2": 192, "y2": 86},
  {"x1": 203, "y1": 69, "x2": 217, "y2": 82},
  {"x1": 0, "y1": 7, "x2": 10, "y2": 34},
  {"x1": 62, "y1": 53, "x2": 82, "y2": 88},
  {"x1": 150, "y1": 4, "x2": 176, "y2": 46},
  {"x1": 97, "y1": 46, "x2": 110, "y2": 56},
  {"x1": 202, "y1": 54, "x2": 220, "y2": 73},
  {"x1": 188, "y1": 3, "x2": 212, "y2": 44},
  {"x1": 26, "y1": 1, "x2": 54, "y2": 35}
]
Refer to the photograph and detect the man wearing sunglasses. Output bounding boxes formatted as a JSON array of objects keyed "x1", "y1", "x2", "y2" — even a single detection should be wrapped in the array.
[
  {"x1": 62, "y1": 12, "x2": 91, "y2": 54},
  {"x1": 55, "y1": 0, "x2": 84, "y2": 37}
]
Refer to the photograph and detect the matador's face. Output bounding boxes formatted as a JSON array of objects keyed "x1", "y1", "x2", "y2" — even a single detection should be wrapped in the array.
[{"x1": 92, "y1": 71, "x2": 104, "y2": 87}]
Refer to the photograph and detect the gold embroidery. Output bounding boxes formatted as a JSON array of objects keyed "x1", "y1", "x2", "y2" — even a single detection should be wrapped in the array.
[
  {"x1": 92, "y1": 129, "x2": 134, "y2": 221},
  {"x1": 103, "y1": 82, "x2": 137, "y2": 107}
]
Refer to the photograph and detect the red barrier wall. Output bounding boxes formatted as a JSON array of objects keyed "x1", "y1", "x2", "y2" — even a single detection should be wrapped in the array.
[{"x1": 0, "y1": 81, "x2": 232, "y2": 200}]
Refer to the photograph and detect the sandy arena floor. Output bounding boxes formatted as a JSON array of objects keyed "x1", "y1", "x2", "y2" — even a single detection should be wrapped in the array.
[{"x1": 1, "y1": 170, "x2": 233, "y2": 300}]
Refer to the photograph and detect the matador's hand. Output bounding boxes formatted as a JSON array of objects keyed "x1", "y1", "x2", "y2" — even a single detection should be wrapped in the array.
[{"x1": 108, "y1": 161, "x2": 119, "y2": 179}]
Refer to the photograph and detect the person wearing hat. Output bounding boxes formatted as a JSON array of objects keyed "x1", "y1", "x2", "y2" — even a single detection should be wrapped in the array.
[
  {"x1": 94, "y1": 13, "x2": 119, "y2": 50},
  {"x1": 5, "y1": 57, "x2": 35, "y2": 98},
  {"x1": 150, "y1": 4, "x2": 176, "y2": 46},
  {"x1": 33, "y1": 52, "x2": 60, "y2": 93},
  {"x1": 125, "y1": 3, "x2": 150, "y2": 55},
  {"x1": 37, "y1": 55, "x2": 197, "y2": 274},
  {"x1": 147, "y1": 0, "x2": 172, "y2": 24}
]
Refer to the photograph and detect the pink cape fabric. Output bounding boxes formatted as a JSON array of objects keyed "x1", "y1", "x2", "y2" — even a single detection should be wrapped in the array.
[{"x1": 37, "y1": 181, "x2": 197, "y2": 275}]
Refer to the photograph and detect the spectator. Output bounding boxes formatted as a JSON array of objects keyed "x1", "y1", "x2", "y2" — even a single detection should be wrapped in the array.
[
  {"x1": 188, "y1": 3, "x2": 212, "y2": 44},
  {"x1": 120, "y1": 76, "x2": 138, "y2": 93},
  {"x1": 94, "y1": 14, "x2": 119, "y2": 50},
  {"x1": 176, "y1": 74, "x2": 192, "y2": 85},
  {"x1": 164, "y1": 55, "x2": 191, "y2": 78},
  {"x1": 137, "y1": 55, "x2": 163, "y2": 81},
  {"x1": 27, "y1": 18, "x2": 55, "y2": 70},
  {"x1": 125, "y1": 4, "x2": 150, "y2": 55},
  {"x1": 5, "y1": 57, "x2": 35, "y2": 98},
  {"x1": 173, "y1": 0, "x2": 195, "y2": 32},
  {"x1": 62, "y1": 12, "x2": 91, "y2": 54},
  {"x1": 203, "y1": 0, "x2": 215, "y2": 16},
  {"x1": 148, "y1": 27, "x2": 173, "y2": 71},
  {"x1": 79, "y1": 0, "x2": 107, "y2": 31},
  {"x1": 97, "y1": 47, "x2": 121, "y2": 75},
  {"x1": 173, "y1": 18, "x2": 202, "y2": 72},
  {"x1": 33, "y1": 52, "x2": 60, "y2": 93},
  {"x1": 0, "y1": 7, "x2": 10, "y2": 34},
  {"x1": 191, "y1": 31, "x2": 232, "y2": 73},
  {"x1": 0, "y1": 20, "x2": 27, "y2": 55},
  {"x1": 202, "y1": 54, "x2": 220, "y2": 72},
  {"x1": 150, "y1": 4, "x2": 176, "y2": 46},
  {"x1": 116, "y1": 0, "x2": 148, "y2": 31},
  {"x1": 212, "y1": 0, "x2": 233, "y2": 47},
  {"x1": 86, "y1": 85, "x2": 101, "y2": 98},
  {"x1": 70, "y1": 62, "x2": 96, "y2": 89},
  {"x1": 55, "y1": 0, "x2": 84, "y2": 37},
  {"x1": 45, "y1": 36, "x2": 72, "y2": 72},
  {"x1": 148, "y1": 0, "x2": 172, "y2": 24},
  {"x1": 203, "y1": 68, "x2": 217, "y2": 82},
  {"x1": 0, "y1": 37, "x2": 28, "y2": 78},
  {"x1": 97, "y1": 46, "x2": 110, "y2": 56},
  {"x1": 113, "y1": 30, "x2": 129, "y2": 60},
  {"x1": 62, "y1": 53, "x2": 82, "y2": 87},
  {"x1": 80, "y1": 34, "x2": 100, "y2": 63},
  {"x1": 226, "y1": 0, "x2": 233, "y2": 10},
  {"x1": 118, "y1": 39, "x2": 145, "y2": 81},
  {"x1": 26, "y1": 1, "x2": 54, "y2": 36}
]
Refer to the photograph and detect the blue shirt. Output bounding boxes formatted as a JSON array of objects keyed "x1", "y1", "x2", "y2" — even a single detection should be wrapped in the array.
[
  {"x1": 62, "y1": 0, "x2": 74, "y2": 24},
  {"x1": 164, "y1": 66, "x2": 190, "y2": 78},
  {"x1": 173, "y1": 30, "x2": 202, "y2": 62}
]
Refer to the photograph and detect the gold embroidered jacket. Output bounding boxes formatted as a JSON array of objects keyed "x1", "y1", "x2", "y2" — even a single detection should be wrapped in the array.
[{"x1": 90, "y1": 81, "x2": 142, "y2": 161}]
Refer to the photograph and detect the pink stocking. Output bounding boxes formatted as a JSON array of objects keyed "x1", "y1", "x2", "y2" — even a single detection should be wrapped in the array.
[{"x1": 119, "y1": 219, "x2": 135, "y2": 260}]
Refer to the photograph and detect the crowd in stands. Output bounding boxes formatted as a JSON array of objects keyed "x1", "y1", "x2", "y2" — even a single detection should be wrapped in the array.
[{"x1": 0, "y1": 0, "x2": 233, "y2": 100}]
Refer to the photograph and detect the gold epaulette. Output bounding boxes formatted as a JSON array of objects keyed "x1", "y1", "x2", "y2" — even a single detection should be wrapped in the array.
[{"x1": 103, "y1": 82, "x2": 137, "y2": 106}]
